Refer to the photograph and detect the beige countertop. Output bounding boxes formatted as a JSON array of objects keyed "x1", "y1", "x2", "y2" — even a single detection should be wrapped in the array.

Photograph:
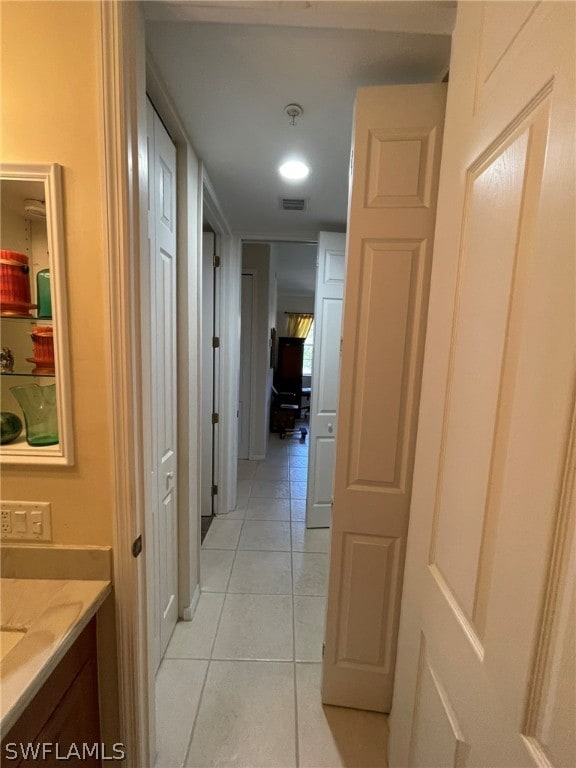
[{"x1": 0, "y1": 578, "x2": 111, "y2": 734}]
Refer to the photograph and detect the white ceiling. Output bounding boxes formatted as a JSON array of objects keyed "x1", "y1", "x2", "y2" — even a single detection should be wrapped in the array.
[
  {"x1": 273, "y1": 242, "x2": 317, "y2": 295},
  {"x1": 145, "y1": 1, "x2": 454, "y2": 238}
]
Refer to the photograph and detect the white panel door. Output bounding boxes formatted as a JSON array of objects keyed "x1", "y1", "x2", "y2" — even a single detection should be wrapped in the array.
[
  {"x1": 148, "y1": 104, "x2": 178, "y2": 663},
  {"x1": 306, "y1": 232, "x2": 345, "y2": 528},
  {"x1": 238, "y1": 273, "x2": 253, "y2": 460},
  {"x1": 322, "y1": 84, "x2": 447, "y2": 711},
  {"x1": 389, "y1": 4, "x2": 575, "y2": 766}
]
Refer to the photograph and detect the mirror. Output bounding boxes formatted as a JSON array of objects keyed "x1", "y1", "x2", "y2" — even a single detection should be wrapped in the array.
[{"x1": 0, "y1": 164, "x2": 73, "y2": 464}]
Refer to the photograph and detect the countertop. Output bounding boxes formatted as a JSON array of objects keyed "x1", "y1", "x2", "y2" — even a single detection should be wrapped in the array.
[{"x1": 0, "y1": 578, "x2": 111, "y2": 734}]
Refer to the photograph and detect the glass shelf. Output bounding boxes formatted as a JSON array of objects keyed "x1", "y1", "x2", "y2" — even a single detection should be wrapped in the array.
[
  {"x1": 1, "y1": 371, "x2": 55, "y2": 378},
  {"x1": 0, "y1": 433, "x2": 60, "y2": 453},
  {"x1": 0, "y1": 315, "x2": 53, "y2": 323}
]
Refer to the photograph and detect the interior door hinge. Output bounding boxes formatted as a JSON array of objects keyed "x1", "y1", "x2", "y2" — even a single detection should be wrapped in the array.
[
  {"x1": 212, "y1": 336, "x2": 220, "y2": 348},
  {"x1": 213, "y1": 254, "x2": 221, "y2": 268},
  {"x1": 212, "y1": 412, "x2": 219, "y2": 425},
  {"x1": 322, "y1": 643, "x2": 325, "y2": 658},
  {"x1": 211, "y1": 484, "x2": 218, "y2": 496},
  {"x1": 132, "y1": 535, "x2": 143, "y2": 558}
]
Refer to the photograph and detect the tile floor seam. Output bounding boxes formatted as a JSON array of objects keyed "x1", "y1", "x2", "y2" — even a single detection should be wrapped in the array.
[
  {"x1": 203, "y1": 515, "x2": 244, "y2": 663},
  {"x1": 225, "y1": 592, "x2": 293, "y2": 598},
  {"x1": 182, "y1": 520, "x2": 244, "y2": 767},
  {"x1": 289, "y1": 482, "x2": 301, "y2": 768},
  {"x1": 181, "y1": 658, "x2": 211, "y2": 768},
  {"x1": 209, "y1": 655, "x2": 296, "y2": 663}
]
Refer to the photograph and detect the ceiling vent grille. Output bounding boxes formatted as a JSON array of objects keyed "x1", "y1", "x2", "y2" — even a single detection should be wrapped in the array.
[{"x1": 280, "y1": 197, "x2": 307, "y2": 212}]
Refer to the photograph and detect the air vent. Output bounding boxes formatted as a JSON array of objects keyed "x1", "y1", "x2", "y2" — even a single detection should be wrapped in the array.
[{"x1": 279, "y1": 197, "x2": 307, "y2": 212}]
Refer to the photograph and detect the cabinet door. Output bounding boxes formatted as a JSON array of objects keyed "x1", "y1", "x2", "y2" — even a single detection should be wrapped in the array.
[{"x1": 1, "y1": 620, "x2": 100, "y2": 767}]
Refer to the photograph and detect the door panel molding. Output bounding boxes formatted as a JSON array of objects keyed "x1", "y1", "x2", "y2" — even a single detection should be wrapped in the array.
[
  {"x1": 408, "y1": 635, "x2": 470, "y2": 768},
  {"x1": 336, "y1": 533, "x2": 401, "y2": 671},
  {"x1": 366, "y1": 128, "x2": 439, "y2": 209},
  {"x1": 347, "y1": 238, "x2": 427, "y2": 491}
]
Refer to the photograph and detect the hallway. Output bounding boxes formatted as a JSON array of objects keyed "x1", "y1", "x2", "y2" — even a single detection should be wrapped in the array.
[{"x1": 155, "y1": 430, "x2": 388, "y2": 767}]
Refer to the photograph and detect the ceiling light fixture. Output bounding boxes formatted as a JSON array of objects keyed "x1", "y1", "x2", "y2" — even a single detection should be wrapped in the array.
[
  {"x1": 279, "y1": 160, "x2": 310, "y2": 181},
  {"x1": 284, "y1": 103, "x2": 303, "y2": 126}
]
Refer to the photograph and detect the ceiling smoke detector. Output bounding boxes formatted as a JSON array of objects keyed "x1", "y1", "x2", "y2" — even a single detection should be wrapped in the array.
[{"x1": 284, "y1": 103, "x2": 303, "y2": 126}]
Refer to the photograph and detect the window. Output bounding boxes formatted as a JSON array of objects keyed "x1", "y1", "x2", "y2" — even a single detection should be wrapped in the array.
[{"x1": 302, "y1": 321, "x2": 314, "y2": 376}]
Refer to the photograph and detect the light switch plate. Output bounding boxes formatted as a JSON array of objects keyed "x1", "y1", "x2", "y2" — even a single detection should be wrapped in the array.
[{"x1": 0, "y1": 501, "x2": 52, "y2": 541}]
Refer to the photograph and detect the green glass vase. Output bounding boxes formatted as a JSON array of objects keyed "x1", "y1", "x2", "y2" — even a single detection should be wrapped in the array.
[{"x1": 36, "y1": 268, "x2": 52, "y2": 318}]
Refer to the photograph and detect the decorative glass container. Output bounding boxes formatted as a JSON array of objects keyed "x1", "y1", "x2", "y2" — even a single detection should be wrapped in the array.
[
  {"x1": 36, "y1": 268, "x2": 52, "y2": 318},
  {"x1": 10, "y1": 383, "x2": 58, "y2": 446}
]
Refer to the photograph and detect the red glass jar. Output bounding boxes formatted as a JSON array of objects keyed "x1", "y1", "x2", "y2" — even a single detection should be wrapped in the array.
[{"x1": 0, "y1": 250, "x2": 35, "y2": 316}]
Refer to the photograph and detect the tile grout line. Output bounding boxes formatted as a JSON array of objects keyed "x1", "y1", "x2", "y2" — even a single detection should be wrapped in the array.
[
  {"x1": 289, "y1": 445, "x2": 301, "y2": 768},
  {"x1": 183, "y1": 483, "x2": 250, "y2": 767},
  {"x1": 180, "y1": 652, "x2": 211, "y2": 767}
]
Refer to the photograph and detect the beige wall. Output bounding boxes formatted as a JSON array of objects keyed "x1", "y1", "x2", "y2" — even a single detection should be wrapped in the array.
[{"x1": 1, "y1": 2, "x2": 114, "y2": 546}]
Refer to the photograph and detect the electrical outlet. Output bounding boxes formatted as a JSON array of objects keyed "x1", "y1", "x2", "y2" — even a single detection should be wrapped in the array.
[
  {"x1": 0, "y1": 501, "x2": 52, "y2": 541},
  {"x1": 1, "y1": 510, "x2": 11, "y2": 534}
]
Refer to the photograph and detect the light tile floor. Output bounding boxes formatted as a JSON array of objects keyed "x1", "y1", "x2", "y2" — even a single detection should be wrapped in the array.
[{"x1": 155, "y1": 432, "x2": 388, "y2": 768}]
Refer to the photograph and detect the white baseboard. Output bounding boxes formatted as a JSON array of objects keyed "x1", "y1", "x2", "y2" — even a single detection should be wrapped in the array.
[{"x1": 181, "y1": 583, "x2": 200, "y2": 621}]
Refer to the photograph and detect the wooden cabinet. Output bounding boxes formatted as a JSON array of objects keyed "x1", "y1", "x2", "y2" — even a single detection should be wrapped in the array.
[
  {"x1": 271, "y1": 337, "x2": 307, "y2": 438},
  {"x1": 1, "y1": 620, "x2": 101, "y2": 767},
  {"x1": 275, "y1": 337, "x2": 304, "y2": 391}
]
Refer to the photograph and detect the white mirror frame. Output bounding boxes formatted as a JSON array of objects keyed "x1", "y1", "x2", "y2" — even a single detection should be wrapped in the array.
[{"x1": 0, "y1": 163, "x2": 74, "y2": 465}]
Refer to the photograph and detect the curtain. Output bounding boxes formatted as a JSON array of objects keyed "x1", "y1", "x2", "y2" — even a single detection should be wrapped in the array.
[{"x1": 286, "y1": 313, "x2": 314, "y2": 338}]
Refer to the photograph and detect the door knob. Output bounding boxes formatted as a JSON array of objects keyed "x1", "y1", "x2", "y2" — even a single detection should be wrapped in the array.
[
  {"x1": 328, "y1": 423, "x2": 333, "y2": 434},
  {"x1": 166, "y1": 471, "x2": 174, "y2": 481}
]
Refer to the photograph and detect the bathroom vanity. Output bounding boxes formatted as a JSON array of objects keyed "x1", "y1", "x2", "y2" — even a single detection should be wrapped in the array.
[{"x1": 0, "y1": 578, "x2": 110, "y2": 765}]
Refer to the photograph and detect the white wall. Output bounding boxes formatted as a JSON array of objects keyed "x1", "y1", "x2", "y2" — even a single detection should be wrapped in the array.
[{"x1": 242, "y1": 242, "x2": 272, "y2": 458}]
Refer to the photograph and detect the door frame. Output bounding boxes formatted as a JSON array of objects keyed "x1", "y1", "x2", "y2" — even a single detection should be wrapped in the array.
[
  {"x1": 101, "y1": 3, "x2": 150, "y2": 766},
  {"x1": 101, "y1": 4, "x2": 237, "y2": 763},
  {"x1": 239, "y1": 268, "x2": 258, "y2": 460},
  {"x1": 238, "y1": 235, "x2": 319, "y2": 463},
  {"x1": 203, "y1": 172, "x2": 237, "y2": 516}
]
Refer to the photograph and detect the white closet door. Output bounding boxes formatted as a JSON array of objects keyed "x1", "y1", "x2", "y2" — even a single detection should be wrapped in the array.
[
  {"x1": 147, "y1": 101, "x2": 178, "y2": 664},
  {"x1": 306, "y1": 231, "x2": 345, "y2": 528},
  {"x1": 322, "y1": 84, "x2": 447, "y2": 711}
]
